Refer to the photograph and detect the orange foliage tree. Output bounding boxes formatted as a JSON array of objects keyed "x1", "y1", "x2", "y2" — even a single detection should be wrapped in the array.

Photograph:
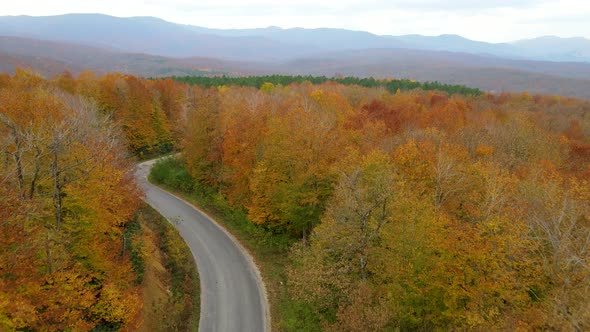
[{"x1": 0, "y1": 70, "x2": 142, "y2": 331}]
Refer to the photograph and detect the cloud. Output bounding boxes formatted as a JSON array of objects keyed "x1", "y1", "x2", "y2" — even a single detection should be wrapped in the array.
[
  {"x1": 386, "y1": 0, "x2": 547, "y2": 10},
  {"x1": 142, "y1": 0, "x2": 547, "y2": 17}
]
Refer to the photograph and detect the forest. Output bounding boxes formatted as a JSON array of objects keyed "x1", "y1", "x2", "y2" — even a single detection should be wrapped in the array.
[
  {"x1": 0, "y1": 70, "x2": 142, "y2": 330},
  {"x1": 1, "y1": 69, "x2": 590, "y2": 330},
  {"x1": 171, "y1": 74, "x2": 483, "y2": 96},
  {"x1": 0, "y1": 70, "x2": 195, "y2": 330},
  {"x1": 154, "y1": 76, "x2": 590, "y2": 331}
]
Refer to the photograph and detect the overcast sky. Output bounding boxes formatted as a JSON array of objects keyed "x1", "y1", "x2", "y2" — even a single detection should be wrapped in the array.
[{"x1": 1, "y1": 0, "x2": 589, "y2": 42}]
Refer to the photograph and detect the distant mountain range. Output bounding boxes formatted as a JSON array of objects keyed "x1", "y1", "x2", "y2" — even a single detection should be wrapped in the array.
[
  {"x1": 1, "y1": 13, "x2": 590, "y2": 99},
  {"x1": 1, "y1": 13, "x2": 590, "y2": 62}
]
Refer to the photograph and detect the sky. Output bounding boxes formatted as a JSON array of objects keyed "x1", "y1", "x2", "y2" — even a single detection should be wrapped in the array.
[{"x1": 1, "y1": 0, "x2": 589, "y2": 43}]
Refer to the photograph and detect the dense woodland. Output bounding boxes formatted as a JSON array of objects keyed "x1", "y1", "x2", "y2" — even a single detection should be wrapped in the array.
[
  {"x1": 167, "y1": 78, "x2": 590, "y2": 331},
  {"x1": 171, "y1": 74, "x2": 483, "y2": 96},
  {"x1": 1, "y1": 69, "x2": 590, "y2": 330},
  {"x1": 0, "y1": 70, "x2": 142, "y2": 330}
]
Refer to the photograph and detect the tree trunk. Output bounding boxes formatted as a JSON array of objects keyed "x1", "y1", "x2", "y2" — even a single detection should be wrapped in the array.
[
  {"x1": 302, "y1": 225, "x2": 308, "y2": 245},
  {"x1": 0, "y1": 117, "x2": 25, "y2": 198},
  {"x1": 360, "y1": 213, "x2": 369, "y2": 280},
  {"x1": 51, "y1": 148, "x2": 63, "y2": 229},
  {"x1": 120, "y1": 232, "x2": 127, "y2": 257},
  {"x1": 360, "y1": 255, "x2": 368, "y2": 280},
  {"x1": 12, "y1": 130, "x2": 25, "y2": 199},
  {"x1": 28, "y1": 146, "x2": 42, "y2": 199},
  {"x1": 45, "y1": 230, "x2": 53, "y2": 274}
]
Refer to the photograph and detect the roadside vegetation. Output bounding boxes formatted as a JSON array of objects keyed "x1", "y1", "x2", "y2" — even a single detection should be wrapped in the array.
[
  {"x1": 149, "y1": 156, "x2": 300, "y2": 331},
  {"x1": 135, "y1": 203, "x2": 199, "y2": 332}
]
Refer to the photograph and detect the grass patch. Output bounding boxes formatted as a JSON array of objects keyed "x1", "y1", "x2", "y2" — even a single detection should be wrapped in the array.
[
  {"x1": 134, "y1": 147, "x2": 176, "y2": 162},
  {"x1": 135, "y1": 203, "x2": 200, "y2": 332},
  {"x1": 149, "y1": 156, "x2": 320, "y2": 331},
  {"x1": 124, "y1": 216, "x2": 144, "y2": 285}
]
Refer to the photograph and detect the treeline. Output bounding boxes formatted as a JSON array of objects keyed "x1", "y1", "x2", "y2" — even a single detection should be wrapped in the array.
[
  {"x1": 57, "y1": 71, "x2": 181, "y2": 157},
  {"x1": 171, "y1": 74, "x2": 483, "y2": 96},
  {"x1": 163, "y1": 80, "x2": 589, "y2": 330}
]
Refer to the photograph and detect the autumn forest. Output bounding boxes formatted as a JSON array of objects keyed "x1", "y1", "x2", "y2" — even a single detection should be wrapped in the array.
[{"x1": 1, "y1": 69, "x2": 590, "y2": 331}]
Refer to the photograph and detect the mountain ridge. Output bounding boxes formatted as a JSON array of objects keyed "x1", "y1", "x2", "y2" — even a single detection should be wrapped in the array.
[
  {"x1": 2, "y1": 14, "x2": 590, "y2": 99},
  {"x1": 0, "y1": 13, "x2": 589, "y2": 62},
  {"x1": 2, "y1": 35, "x2": 590, "y2": 99}
]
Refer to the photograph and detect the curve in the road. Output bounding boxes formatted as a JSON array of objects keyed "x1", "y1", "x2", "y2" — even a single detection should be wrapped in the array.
[{"x1": 136, "y1": 159, "x2": 270, "y2": 332}]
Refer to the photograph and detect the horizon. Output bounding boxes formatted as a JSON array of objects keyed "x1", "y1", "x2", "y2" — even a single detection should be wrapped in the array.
[
  {"x1": 1, "y1": 12, "x2": 588, "y2": 44},
  {"x1": 0, "y1": 0, "x2": 589, "y2": 43}
]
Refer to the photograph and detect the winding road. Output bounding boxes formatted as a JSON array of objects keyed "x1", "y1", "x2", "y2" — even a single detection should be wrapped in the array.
[{"x1": 136, "y1": 159, "x2": 270, "y2": 332}]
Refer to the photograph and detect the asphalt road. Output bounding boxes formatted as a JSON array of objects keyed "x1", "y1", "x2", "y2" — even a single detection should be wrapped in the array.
[{"x1": 136, "y1": 159, "x2": 269, "y2": 332}]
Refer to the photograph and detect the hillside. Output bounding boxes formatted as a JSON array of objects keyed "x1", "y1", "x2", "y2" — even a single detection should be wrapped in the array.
[
  {"x1": 0, "y1": 14, "x2": 314, "y2": 60},
  {"x1": 0, "y1": 51, "x2": 76, "y2": 77},
  {"x1": 2, "y1": 14, "x2": 590, "y2": 99},
  {"x1": 0, "y1": 36, "x2": 242, "y2": 76},
  {"x1": 3, "y1": 35, "x2": 590, "y2": 99},
  {"x1": 513, "y1": 36, "x2": 590, "y2": 62},
  {"x1": 143, "y1": 76, "x2": 590, "y2": 331},
  {"x1": 275, "y1": 49, "x2": 590, "y2": 98},
  {"x1": 2, "y1": 13, "x2": 590, "y2": 62}
]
